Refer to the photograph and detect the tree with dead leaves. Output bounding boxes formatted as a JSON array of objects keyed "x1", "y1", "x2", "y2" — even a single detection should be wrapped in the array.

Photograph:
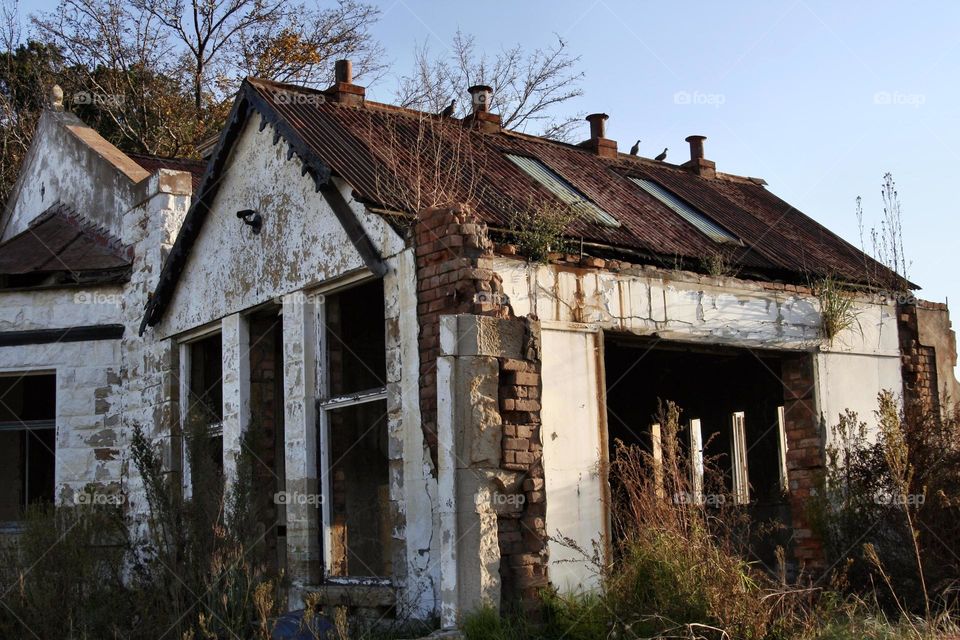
[
  {"x1": 395, "y1": 30, "x2": 585, "y2": 141},
  {"x1": 29, "y1": 0, "x2": 383, "y2": 155}
]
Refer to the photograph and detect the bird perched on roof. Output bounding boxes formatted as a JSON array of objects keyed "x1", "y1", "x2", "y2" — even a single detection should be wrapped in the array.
[
  {"x1": 655, "y1": 147, "x2": 668, "y2": 162},
  {"x1": 440, "y1": 99, "x2": 456, "y2": 118},
  {"x1": 629, "y1": 140, "x2": 640, "y2": 155}
]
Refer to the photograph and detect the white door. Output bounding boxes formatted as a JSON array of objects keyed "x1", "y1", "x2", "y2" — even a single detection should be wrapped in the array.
[{"x1": 540, "y1": 329, "x2": 607, "y2": 593}]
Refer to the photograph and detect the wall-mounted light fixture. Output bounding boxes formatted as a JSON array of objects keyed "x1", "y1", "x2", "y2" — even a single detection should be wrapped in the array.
[{"x1": 236, "y1": 209, "x2": 262, "y2": 234}]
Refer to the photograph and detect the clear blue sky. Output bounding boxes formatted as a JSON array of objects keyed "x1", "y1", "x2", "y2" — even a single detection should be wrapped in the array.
[
  {"x1": 20, "y1": 0, "x2": 960, "y2": 313},
  {"x1": 362, "y1": 0, "x2": 958, "y2": 312}
]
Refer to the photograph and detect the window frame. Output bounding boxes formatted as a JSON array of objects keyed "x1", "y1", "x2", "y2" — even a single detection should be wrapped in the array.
[
  {"x1": 177, "y1": 324, "x2": 224, "y2": 499},
  {"x1": 730, "y1": 411, "x2": 750, "y2": 505},
  {"x1": 0, "y1": 371, "x2": 57, "y2": 525},
  {"x1": 314, "y1": 277, "x2": 391, "y2": 585}
]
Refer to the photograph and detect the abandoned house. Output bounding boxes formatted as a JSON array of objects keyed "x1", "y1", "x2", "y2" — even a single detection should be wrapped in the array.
[{"x1": 0, "y1": 59, "x2": 958, "y2": 626}]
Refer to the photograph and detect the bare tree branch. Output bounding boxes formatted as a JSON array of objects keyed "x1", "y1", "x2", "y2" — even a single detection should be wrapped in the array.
[{"x1": 395, "y1": 30, "x2": 585, "y2": 141}]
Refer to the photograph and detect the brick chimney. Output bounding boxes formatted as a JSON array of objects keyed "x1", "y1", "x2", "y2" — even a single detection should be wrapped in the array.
[
  {"x1": 682, "y1": 135, "x2": 716, "y2": 178},
  {"x1": 462, "y1": 84, "x2": 501, "y2": 133},
  {"x1": 327, "y1": 59, "x2": 365, "y2": 105},
  {"x1": 579, "y1": 113, "x2": 617, "y2": 158}
]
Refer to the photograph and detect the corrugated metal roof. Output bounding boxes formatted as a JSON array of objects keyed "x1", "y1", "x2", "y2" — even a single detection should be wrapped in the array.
[
  {"x1": 0, "y1": 203, "x2": 131, "y2": 287},
  {"x1": 237, "y1": 77, "x2": 900, "y2": 286},
  {"x1": 630, "y1": 177, "x2": 738, "y2": 244}
]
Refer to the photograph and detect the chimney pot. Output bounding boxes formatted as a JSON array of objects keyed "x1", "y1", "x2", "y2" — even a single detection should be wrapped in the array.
[
  {"x1": 686, "y1": 135, "x2": 707, "y2": 161},
  {"x1": 335, "y1": 59, "x2": 353, "y2": 84},
  {"x1": 682, "y1": 135, "x2": 715, "y2": 178},
  {"x1": 586, "y1": 113, "x2": 609, "y2": 140},
  {"x1": 467, "y1": 85, "x2": 493, "y2": 113}
]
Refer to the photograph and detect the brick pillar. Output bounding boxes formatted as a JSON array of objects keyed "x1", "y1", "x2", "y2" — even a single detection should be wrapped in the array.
[
  {"x1": 780, "y1": 353, "x2": 825, "y2": 572},
  {"x1": 415, "y1": 204, "x2": 509, "y2": 468},
  {"x1": 897, "y1": 303, "x2": 940, "y2": 423},
  {"x1": 419, "y1": 205, "x2": 548, "y2": 621},
  {"x1": 497, "y1": 336, "x2": 548, "y2": 609}
]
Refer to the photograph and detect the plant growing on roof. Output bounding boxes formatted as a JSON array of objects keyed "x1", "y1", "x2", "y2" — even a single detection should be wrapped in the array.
[
  {"x1": 506, "y1": 196, "x2": 576, "y2": 263},
  {"x1": 703, "y1": 247, "x2": 741, "y2": 278},
  {"x1": 816, "y1": 275, "x2": 862, "y2": 344},
  {"x1": 856, "y1": 172, "x2": 913, "y2": 297}
]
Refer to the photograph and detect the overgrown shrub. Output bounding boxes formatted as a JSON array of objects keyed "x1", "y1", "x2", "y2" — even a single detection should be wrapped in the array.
[
  {"x1": 0, "y1": 418, "x2": 283, "y2": 639},
  {"x1": 0, "y1": 504, "x2": 141, "y2": 638},
  {"x1": 506, "y1": 198, "x2": 576, "y2": 263},
  {"x1": 461, "y1": 396, "x2": 959, "y2": 640},
  {"x1": 811, "y1": 392, "x2": 960, "y2": 616}
]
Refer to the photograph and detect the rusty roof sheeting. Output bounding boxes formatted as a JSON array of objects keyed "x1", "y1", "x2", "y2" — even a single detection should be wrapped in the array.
[
  {"x1": 245, "y1": 78, "x2": 897, "y2": 286},
  {"x1": 0, "y1": 203, "x2": 131, "y2": 285}
]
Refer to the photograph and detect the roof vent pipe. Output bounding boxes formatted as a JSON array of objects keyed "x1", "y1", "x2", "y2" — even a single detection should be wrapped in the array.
[
  {"x1": 463, "y1": 85, "x2": 500, "y2": 132},
  {"x1": 686, "y1": 135, "x2": 706, "y2": 162},
  {"x1": 682, "y1": 134, "x2": 716, "y2": 178},
  {"x1": 335, "y1": 59, "x2": 353, "y2": 84},
  {"x1": 327, "y1": 59, "x2": 364, "y2": 105},
  {"x1": 579, "y1": 113, "x2": 617, "y2": 158},
  {"x1": 468, "y1": 85, "x2": 493, "y2": 113},
  {"x1": 586, "y1": 113, "x2": 608, "y2": 139}
]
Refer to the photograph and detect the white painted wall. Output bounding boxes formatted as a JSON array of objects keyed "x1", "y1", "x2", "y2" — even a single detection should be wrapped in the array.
[
  {"x1": 156, "y1": 114, "x2": 402, "y2": 338},
  {"x1": 496, "y1": 258, "x2": 903, "y2": 438},
  {"x1": 0, "y1": 287, "x2": 125, "y2": 331},
  {"x1": 540, "y1": 328, "x2": 606, "y2": 593},
  {"x1": 2, "y1": 110, "x2": 146, "y2": 242},
  {"x1": 0, "y1": 339, "x2": 122, "y2": 501},
  {"x1": 0, "y1": 286, "x2": 128, "y2": 502},
  {"x1": 815, "y1": 351, "x2": 903, "y2": 445}
]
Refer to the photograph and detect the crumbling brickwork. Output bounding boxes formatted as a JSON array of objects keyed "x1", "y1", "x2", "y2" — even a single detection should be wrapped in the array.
[
  {"x1": 780, "y1": 354, "x2": 825, "y2": 571},
  {"x1": 416, "y1": 205, "x2": 549, "y2": 611},
  {"x1": 497, "y1": 353, "x2": 548, "y2": 608},
  {"x1": 897, "y1": 303, "x2": 940, "y2": 421},
  {"x1": 415, "y1": 205, "x2": 509, "y2": 465}
]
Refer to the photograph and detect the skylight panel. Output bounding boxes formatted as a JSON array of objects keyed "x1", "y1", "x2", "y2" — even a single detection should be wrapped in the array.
[
  {"x1": 630, "y1": 177, "x2": 739, "y2": 244},
  {"x1": 506, "y1": 154, "x2": 620, "y2": 228}
]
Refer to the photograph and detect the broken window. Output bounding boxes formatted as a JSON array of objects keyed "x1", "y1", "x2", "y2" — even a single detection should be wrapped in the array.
[
  {"x1": 318, "y1": 280, "x2": 390, "y2": 579},
  {"x1": 604, "y1": 336, "x2": 794, "y2": 567},
  {"x1": 189, "y1": 333, "x2": 223, "y2": 427},
  {"x1": 183, "y1": 332, "x2": 224, "y2": 496},
  {"x1": 0, "y1": 374, "x2": 56, "y2": 522},
  {"x1": 249, "y1": 306, "x2": 287, "y2": 574}
]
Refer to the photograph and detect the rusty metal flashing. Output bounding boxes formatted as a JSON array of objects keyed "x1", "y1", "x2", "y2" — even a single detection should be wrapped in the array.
[
  {"x1": 0, "y1": 324, "x2": 124, "y2": 347},
  {"x1": 139, "y1": 79, "x2": 384, "y2": 334}
]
